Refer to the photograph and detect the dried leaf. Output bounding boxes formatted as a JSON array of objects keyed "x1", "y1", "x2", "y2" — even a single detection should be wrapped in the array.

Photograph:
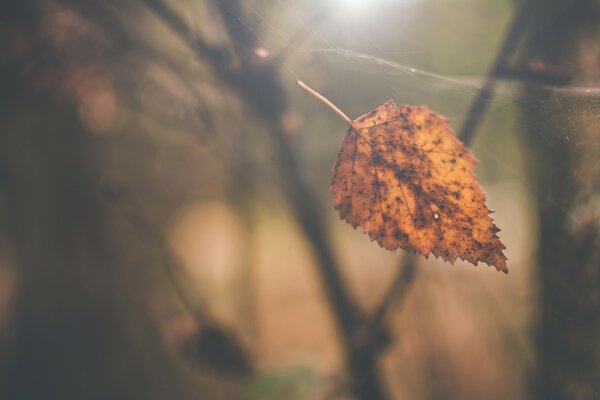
[{"x1": 331, "y1": 100, "x2": 507, "y2": 272}]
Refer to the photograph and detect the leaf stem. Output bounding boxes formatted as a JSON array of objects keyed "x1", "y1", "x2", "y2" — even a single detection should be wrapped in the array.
[{"x1": 296, "y1": 80, "x2": 353, "y2": 126}]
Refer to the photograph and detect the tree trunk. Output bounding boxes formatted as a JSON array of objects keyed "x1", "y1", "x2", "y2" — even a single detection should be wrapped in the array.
[
  {"x1": 519, "y1": 1, "x2": 600, "y2": 399},
  {"x1": 0, "y1": 3, "x2": 207, "y2": 399}
]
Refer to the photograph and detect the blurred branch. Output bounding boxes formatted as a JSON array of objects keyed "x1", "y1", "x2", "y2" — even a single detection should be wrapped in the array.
[
  {"x1": 143, "y1": 0, "x2": 364, "y2": 369},
  {"x1": 143, "y1": 0, "x2": 233, "y2": 80},
  {"x1": 459, "y1": 0, "x2": 535, "y2": 146},
  {"x1": 364, "y1": 253, "x2": 417, "y2": 345},
  {"x1": 212, "y1": 0, "x2": 362, "y2": 339}
]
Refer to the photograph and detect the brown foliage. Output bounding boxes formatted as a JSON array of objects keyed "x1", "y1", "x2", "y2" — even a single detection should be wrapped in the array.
[{"x1": 324, "y1": 97, "x2": 508, "y2": 272}]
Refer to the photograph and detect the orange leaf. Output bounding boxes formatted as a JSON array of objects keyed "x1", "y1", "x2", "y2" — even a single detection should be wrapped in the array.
[{"x1": 298, "y1": 81, "x2": 507, "y2": 273}]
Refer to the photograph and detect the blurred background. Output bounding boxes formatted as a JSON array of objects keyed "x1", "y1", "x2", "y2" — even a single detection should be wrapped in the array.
[{"x1": 0, "y1": 0, "x2": 598, "y2": 399}]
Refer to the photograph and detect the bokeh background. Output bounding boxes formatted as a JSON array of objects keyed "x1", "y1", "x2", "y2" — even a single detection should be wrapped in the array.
[{"x1": 0, "y1": 1, "x2": 598, "y2": 399}]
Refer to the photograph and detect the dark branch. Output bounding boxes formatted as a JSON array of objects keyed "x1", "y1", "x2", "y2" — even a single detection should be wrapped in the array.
[
  {"x1": 142, "y1": 0, "x2": 362, "y2": 347},
  {"x1": 143, "y1": 0, "x2": 233, "y2": 80},
  {"x1": 459, "y1": 0, "x2": 535, "y2": 145}
]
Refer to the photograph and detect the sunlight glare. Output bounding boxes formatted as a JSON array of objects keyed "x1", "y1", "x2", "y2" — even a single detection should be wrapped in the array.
[{"x1": 341, "y1": 0, "x2": 371, "y2": 11}]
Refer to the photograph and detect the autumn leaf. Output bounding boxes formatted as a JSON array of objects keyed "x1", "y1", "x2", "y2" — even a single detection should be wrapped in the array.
[{"x1": 297, "y1": 81, "x2": 507, "y2": 273}]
